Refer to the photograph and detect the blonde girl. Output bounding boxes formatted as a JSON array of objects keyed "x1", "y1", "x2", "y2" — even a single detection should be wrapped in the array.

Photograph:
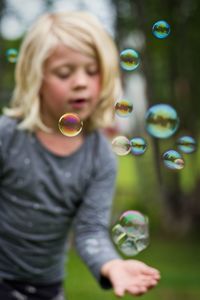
[{"x1": 0, "y1": 11, "x2": 160, "y2": 300}]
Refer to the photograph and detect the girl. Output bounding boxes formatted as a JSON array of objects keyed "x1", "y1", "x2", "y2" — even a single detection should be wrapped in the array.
[{"x1": 0, "y1": 11, "x2": 160, "y2": 300}]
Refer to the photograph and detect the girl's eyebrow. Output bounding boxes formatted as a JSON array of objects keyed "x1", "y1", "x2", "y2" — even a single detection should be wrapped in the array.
[
  {"x1": 54, "y1": 64, "x2": 71, "y2": 69},
  {"x1": 53, "y1": 61, "x2": 98, "y2": 69}
]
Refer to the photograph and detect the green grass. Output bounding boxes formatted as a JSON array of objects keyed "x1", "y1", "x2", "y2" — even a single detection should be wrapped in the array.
[
  {"x1": 64, "y1": 237, "x2": 200, "y2": 300},
  {"x1": 63, "y1": 147, "x2": 200, "y2": 299}
]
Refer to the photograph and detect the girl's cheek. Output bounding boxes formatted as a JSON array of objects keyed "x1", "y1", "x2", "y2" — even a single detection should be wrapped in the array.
[
  {"x1": 50, "y1": 80, "x2": 67, "y2": 93},
  {"x1": 90, "y1": 75, "x2": 100, "y2": 87}
]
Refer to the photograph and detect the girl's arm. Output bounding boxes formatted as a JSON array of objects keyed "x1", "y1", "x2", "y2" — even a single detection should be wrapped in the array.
[{"x1": 73, "y1": 133, "x2": 160, "y2": 296}]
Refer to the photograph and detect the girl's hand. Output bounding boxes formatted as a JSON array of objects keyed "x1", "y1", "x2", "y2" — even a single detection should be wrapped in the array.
[{"x1": 101, "y1": 259, "x2": 160, "y2": 297}]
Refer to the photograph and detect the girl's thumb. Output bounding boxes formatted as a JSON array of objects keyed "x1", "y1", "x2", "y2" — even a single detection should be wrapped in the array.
[{"x1": 114, "y1": 286, "x2": 125, "y2": 297}]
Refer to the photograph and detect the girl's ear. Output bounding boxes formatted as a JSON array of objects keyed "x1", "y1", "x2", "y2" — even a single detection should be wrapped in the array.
[
  {"x1": 39, "y1": 73, "x2": 45, "y2": 95},
  {"x1": 39, "y1": 84, "x2": 43, "y2": 99}
]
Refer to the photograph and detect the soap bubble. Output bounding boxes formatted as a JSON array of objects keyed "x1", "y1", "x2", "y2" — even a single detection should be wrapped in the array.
[
  {"x1": 58, "y1": 113, "x2": 83, "y2": 137},
  {"x1": 177, "y1": 135, "x2": 197, "y2": 154},
  {"x1": 112, "y1": 210, "x2": 149, "y2": 256},
  {"x1": 120, "y1": 48, "x2": 140, "y2": 71},
  {"x1": 6, "y1": 48, "x2": 18, "y2": 63},
  {"x1": 152, "y1": 20, "x2": 170, "y2": 39},
  {"x1": 111, "y1": 136, "x2": 131, "y2": 156},
  {"x1": 162, "y1": 149, "x2": 185, "y2": 170},
  {"x1": 145, "y1": 104, "x2": 179, "y2": 139},
  {"x1": 115, "y1": 99, "x2": 133, "y2": 117},
  {"x1": 130, "y1": 137, "x2": 147, "y2": 155}
]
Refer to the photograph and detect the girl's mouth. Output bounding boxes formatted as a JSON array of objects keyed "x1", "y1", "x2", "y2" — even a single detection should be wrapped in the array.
[{"x1": 69, "y1": 99, "x2": 88, "y2": 109}]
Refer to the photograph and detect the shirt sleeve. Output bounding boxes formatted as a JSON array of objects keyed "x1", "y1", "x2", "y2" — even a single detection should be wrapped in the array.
[{"x1": 74, "y1": 134, "x2": 121, "y2": 289}]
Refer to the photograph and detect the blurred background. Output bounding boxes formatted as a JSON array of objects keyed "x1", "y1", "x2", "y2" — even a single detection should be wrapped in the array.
[{"x1": 1, "y1": 0, "x2": 200, "y2": 299}]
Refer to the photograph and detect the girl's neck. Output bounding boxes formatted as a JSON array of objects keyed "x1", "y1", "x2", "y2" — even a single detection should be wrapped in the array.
[{"x1": 35, "y1": 129, "x2": 85, "y2": 156}]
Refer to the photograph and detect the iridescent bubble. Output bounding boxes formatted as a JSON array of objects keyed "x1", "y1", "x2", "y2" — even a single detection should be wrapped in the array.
[
  {"x1": 120, "y1": 210, "x2": 149, "y2": 256},
  {"x1": 112, "y1": 210, "x2": 149, "y2": 256},
  {"x1": 177, "y1": 136, "x2": 197, "y2": 154},
  {"x1": 111, "y1": 136, "x2": 131, "y2": 156},
  {"x1": 152, "y1": 20, "x2": 170, "y2": 39},
  {"x1": 119, "y1": 210, "x2": 149, "y2": 237},
  {"x1": 115, "y1": 99, "x2": 133, "y2": 117},
  {"x1": 120, "y1": 48, "x2": 140, "y2": 71},
  {"x1": 145, "y1": 104, "x2": 179, "y2": 139},
  {"x1": 58, "y1": 113, "x2": 83, "y2": 137},
  {"x1": 6, "y1": 48, "x2": 18, "y2": 63},
  {"x1": 130, "y1": 137, "x2": 147, "y2": 156},
  {"x1": 162, "y1": 149, "x2": 185, "y2": 170}
]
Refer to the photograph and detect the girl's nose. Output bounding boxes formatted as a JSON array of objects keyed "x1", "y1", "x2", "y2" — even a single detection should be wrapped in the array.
[{"x1": 72, "y1": 70, "x2": 88, "y2": 89}]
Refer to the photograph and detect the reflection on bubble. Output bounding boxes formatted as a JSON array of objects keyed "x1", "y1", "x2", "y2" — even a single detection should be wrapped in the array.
[
  {"x1": 177, "y1": 136, "x2": 197, "y2": 154},
  {"x1": 145, "y1": 104, "x2": 179, "y2": 139},
  {"x1": 130, "y1": 137, "x2": 147, "y2": 156},
  {"x1": 58, "y1": 113, "x2": 83, "y2": 137},
  {"x1": 120, "y1": 48, "x2": 140, "y2": 71},
  {"x1": 111, "y1": 136, "x2": 131, "y2": 156},
  {"x1": 162, "y1": 149, "x2": 185, "y2": 170},
  {"x1": 112, "y1": 210, "x2": 149, "y2": 256},
  {"x1": 115, "y1": 99, "x2": 133, "y2": 117},
  {"x1": 112, "y1": 223, "x2": 127, "y2": 245},
  {"x1": 6, "y1": 48, "x2": 18, "y2": 63},
  {"x1": 152, "y1": 20, "x2": 170, "y2": 39}
]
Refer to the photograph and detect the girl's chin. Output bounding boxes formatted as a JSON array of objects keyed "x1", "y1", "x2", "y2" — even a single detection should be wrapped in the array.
[
  {"x1": 58, "y1": 111, "x2": 89, "y2": 123},
  {"x1": 72, "y1": 111, "x2": 89, "y2": 121}
]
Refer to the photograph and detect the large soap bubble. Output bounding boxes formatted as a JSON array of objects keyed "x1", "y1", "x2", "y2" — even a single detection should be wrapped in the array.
[
  {"x1": 112, "y1": 210, "x2": 149, "y2": 256},
  {"x1": 145, "y1": 104, "x2": 179, "y2": 139}
]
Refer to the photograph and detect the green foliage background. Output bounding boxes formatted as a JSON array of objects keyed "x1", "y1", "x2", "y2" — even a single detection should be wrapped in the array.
[{"x1": 1, "y1": 0, "x2": 200, "y2": 298}]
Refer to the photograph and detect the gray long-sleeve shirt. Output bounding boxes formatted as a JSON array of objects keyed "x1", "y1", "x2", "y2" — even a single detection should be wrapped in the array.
[{"x1": 0, "y1": 115, "x2": 120, "y2": 286}]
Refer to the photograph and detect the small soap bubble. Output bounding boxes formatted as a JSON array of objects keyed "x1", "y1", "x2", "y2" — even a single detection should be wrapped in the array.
[
  {"x1": 130, "y1": 137, "x2": 147, "y2": 155},
  {"x1": 58, "y1": 113, "x2": 83, "y2": 137},
  {"x1": 112, "y1": 210, "x2": 149, "y2": 256},
  {"x1": 120, "y1": 48, "x2": 140, "y2": 71},
  {"x1": 115, "y1": 99, "x2": 133, "y2": 117},
  {"x1": 152, "y1": 20, "x2": 170, "y2": 39},
  {"x1": 177, "y1": 135, "x2": 197, "y2": 154},
  {"x1": 6, "y1": 48, "x2": 18, "y2": 63},
  {"x1": 145, "y1": 103, "x2": 179, "y2": 139},
  {"x1": 111, "y1": 136, "x2": 131, "y2": 156},
  {"x1": 162, "y1": 149, "x2": 185, "y2": 170}
]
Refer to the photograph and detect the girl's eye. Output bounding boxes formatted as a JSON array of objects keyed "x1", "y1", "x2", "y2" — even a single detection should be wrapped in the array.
[
  {"x1": 53, "y1": 68, "x2": 71, "y2": 79},
  {"x1": 56, "y1": 72, "x2": 70, "y2": 79},
  {"x1": 87, "y1": 67, "x2": 99, "y2": 76}
]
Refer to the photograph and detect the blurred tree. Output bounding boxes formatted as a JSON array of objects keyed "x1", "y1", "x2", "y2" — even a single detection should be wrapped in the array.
[
  {"x1": 0, "y1": 0, "x2": 7, "y2": 110},
  {"x1": 112, "y1": 0, "x2": 200, "y2": 236},
  {"x1": 1, "y1": 0, "x2": 200, "y2": 235}
]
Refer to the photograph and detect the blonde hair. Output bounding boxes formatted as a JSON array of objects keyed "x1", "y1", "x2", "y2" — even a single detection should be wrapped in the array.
[{"x1": 4, "y1": 11, "x2": 122, "y2": 133}]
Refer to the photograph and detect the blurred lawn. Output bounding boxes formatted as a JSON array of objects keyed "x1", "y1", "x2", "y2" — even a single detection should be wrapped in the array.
[
  {"x1": 64, "y1": 237, "x2": 200, "y2": 299},
  {"x1": 64, "y1": 154, "x2": 200, "y2": 299}
]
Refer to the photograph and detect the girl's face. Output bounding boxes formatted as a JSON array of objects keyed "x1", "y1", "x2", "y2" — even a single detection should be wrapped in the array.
[{"x1": 40, "y1": 45, "x2": 101, "y2": 130}]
